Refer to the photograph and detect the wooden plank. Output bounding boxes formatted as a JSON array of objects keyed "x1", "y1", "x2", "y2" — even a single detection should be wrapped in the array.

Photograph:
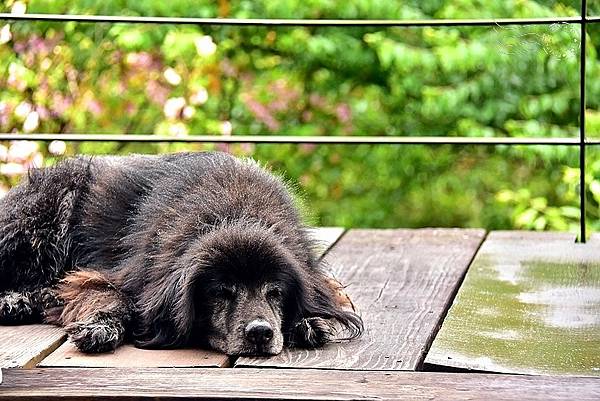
[
  {"x1": 1, "y1": 368, "x2": 599, "y2": 400},
  {"x1": 307, "y1": 227, "x2": 345, "y2": 258},
  {"x1": 587, "y1": 232, "x2": 600, "y2": 245},
  {"x1": 0, "y1": 325, "x2": 66, "y2": 368},
  {"x1": 426, "y1": 231, "x2": 600, "y2": 376},
  {"x1": 237, "y1": 228, "x2": 486, "y2": 370},
  {"x1": 36, "y1": 227, "x2": 344, "y2": 368},
  {"x1": 38, "y1": 341, "x2": 229, "y2": 368}
]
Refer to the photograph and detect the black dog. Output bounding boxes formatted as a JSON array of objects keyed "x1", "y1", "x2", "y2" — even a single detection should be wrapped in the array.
[{"x1": 0, "y1": 152, "x2": 362, "y2": 355}]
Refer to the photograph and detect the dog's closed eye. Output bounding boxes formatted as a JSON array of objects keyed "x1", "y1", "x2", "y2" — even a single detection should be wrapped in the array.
[
  {"x1": 213, "y1": 285, "x2": 236, "y2": 300},
  {"x1": 266, "y1": 287, "x2": 283, "y2": 300}
]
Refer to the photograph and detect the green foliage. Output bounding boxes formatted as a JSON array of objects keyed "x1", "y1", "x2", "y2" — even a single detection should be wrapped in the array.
[{"x1": 0, "y1": 0, "x2": 598, "y2": 234}]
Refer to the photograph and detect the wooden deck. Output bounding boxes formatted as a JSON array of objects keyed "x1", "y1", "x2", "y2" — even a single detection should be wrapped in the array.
[{"x1": 1, "y1": 229, "x2": 599, "y2": 400}]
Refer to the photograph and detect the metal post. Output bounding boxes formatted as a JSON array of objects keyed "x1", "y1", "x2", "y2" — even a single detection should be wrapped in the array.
[{"x1": 580, "y1": 0, "x2": 588, "y2": 243}]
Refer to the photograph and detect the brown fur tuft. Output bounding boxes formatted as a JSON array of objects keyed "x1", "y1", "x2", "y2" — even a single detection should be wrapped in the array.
[{"x1": 55, "y1": 270, "x2": 128, "y2": 326}]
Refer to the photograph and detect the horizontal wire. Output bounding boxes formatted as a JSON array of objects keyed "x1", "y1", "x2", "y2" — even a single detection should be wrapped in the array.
[
  {"x1": 0, "y1": 133, "x2": 583, "y2": 145},
  {"x1": 0, "y1": 13, "x2": 591, "y2": 26},
  {"x1": 1, "y1": 11, "x2": 594, "y2": 240},
  {"x1": 0, "y1": 14, "x2": 592, "y2": 146}
]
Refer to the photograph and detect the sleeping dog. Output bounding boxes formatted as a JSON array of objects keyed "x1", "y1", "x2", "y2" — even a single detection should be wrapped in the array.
[{"x1": 0, "y1": 152, "x2": 362, "y2": 355}]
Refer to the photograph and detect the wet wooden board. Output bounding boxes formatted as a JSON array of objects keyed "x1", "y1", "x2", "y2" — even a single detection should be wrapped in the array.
[
  {"x1": 1, "y1": 368, "x2": 599, "y2": 400},
  {"x1": 426, "y1": 231, "x2": 600, "y2": 376},
  {"x1": 0, "y1": 325, "x2": 66, "y2": 368},
  {"x1": 38, "y1": 341, "x2": 229, "y2": 368},
  {"x1": 237, "y1": 228, "x2": 486, "y2": 370},
  {"x1": 37, "y1": 227, "x2": 344, "y2": 368}
]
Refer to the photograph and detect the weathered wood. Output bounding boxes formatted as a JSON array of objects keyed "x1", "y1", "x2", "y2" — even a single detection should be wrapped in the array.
[
  {"x1": 1, "y1": 367, "x2": 598, "y2": 400},
  {"x1": 237, "y1": 228, "x2": 486, "y2": 370},
  {"x1": 426, "y1": 231, "x2": 600, "y2": 376},
  {"x1": 587, "y1": 232, "x2": 600, "y2": 245},
  {"x1": 38, "y1": 341, "x2": 229, "y2": 368},
  {"x1": 306, "y1": 227, "x2": 346, "y2": 258},
  {"x1": 0, "y1": 325, "x2": 66, "y2": 368}
]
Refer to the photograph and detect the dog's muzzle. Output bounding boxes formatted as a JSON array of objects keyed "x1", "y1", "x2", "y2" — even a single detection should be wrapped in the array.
[{"x1": 244, "y1": 319, "x2": 273, "y2": 346}]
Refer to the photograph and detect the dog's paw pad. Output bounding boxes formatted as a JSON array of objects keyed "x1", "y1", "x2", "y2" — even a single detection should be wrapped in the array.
[
  {"x1": 66, "y1": 316, "x2": 124, "y2": 353},
  {"x1": 0, "y1": 292, "x2": 35, "y2": 324}
]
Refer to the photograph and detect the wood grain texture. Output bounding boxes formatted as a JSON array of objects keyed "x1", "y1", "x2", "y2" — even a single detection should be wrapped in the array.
[
  {"x1": 237, "y1": 228, "x2": 486, "y2": 370},
  {"x1": 587, "y1": 232, "x2": 600, "y2": 245},
  {"x1": 426, "y1": 231, "x2": 600, "y2": 376},
  {"x1": 306, "y1": 227, "x2": 346, "y2": 258},
  {"x1": 0, "y1": 325, "x2": 66, "y2": 368},
  {"x1": 38, "y1": 341, "x2": 229, "y2": 368},
  {"x1": 1, "y1": 367, "x2": 599, "y2": 400}
]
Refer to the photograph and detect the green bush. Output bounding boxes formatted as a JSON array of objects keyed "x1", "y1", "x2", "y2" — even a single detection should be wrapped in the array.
[{"x1": 0, "y1": 0, "x2": 596, "y2": 234}]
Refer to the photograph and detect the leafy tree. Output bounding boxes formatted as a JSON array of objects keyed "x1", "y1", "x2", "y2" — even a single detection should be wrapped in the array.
[{"x1": 0, "y1": 0, "x2": 596, "y2": 234}]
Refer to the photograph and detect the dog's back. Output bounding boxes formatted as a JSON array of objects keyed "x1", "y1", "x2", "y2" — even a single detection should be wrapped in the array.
[
  {"x1": 76, "y1": 152, "x2": 308, "y2": 270},
  {"x1": 0, "y1": 151, "x2": 308, "y2": 290},
  {"x1": 73, "y1": 152, "x2": 230, "y2": 269}
]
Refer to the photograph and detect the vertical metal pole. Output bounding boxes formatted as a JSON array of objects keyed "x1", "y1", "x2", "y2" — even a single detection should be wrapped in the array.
[{"x1": 580, "y1": 0, "x2": 588, "y2": 243}]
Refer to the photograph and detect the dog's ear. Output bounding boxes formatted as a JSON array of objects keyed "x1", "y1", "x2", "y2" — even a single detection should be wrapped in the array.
[
  {"x1": 132, "y1": 268, "x2": 196, "y2": 349},
  {"x1": 286, "y1": 270, "x2": 363, "y2": 348}
]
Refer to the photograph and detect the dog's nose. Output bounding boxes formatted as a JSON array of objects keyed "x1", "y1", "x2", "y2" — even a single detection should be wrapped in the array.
[{"x1": 245, "y1": 319, "x2": 273, "y2": 345}]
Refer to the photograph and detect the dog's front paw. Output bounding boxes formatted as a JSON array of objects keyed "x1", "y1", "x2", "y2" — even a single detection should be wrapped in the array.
[
  {"x1": 0, "y1": 291, "x2": 36, "y2": 324},
  {"x1": 65, "y1": 312, "x2": 125, "y2": 353},
  {"x1": 30, "y1": 287, "x2": 65, "y2": 324},
  {"x1": 292, "y1": 317, "x2": 335, "y2": 348},
  {"x1": 33, "y1": 287, "x2": 64, "y2": 310}
]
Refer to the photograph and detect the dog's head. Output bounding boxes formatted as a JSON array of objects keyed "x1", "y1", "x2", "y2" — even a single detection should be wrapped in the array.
[{"x1": 133, "y1": 222, "x2": 362, "y2": 356}]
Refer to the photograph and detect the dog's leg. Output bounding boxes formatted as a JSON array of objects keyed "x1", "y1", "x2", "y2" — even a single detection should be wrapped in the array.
[
  {"x1": 0, "y1": 287, "x2": 64, "y2": 324},
  {"x1": 56, "y1": 270, "x2": 132, "y2": 353},
  {"x1": 33, "y1": 287, "x2": 65, "y2": 315},
  {"x1": 0, "y1": 291, "x2": 38, "y2": 324}
]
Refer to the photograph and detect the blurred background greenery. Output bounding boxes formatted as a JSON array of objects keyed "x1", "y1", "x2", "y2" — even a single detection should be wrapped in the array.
[{"x1": 1, "y1": 0, "x2": 600, "y2": 234}]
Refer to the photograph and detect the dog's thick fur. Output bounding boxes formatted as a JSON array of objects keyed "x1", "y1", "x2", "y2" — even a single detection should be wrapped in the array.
[{"x1": 0, "y1": 152, "x2": 362, "y2": 355}]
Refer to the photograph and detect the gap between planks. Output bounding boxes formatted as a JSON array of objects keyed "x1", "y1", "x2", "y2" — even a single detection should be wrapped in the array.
[{"x1": 414, "y1": 229, "x2": 489, "y2": 371}]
